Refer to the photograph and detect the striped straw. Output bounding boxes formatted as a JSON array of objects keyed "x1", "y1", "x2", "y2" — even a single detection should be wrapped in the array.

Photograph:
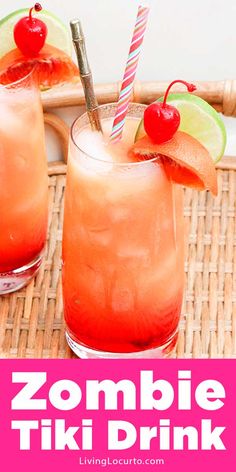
[{"x1": 110, "y1": 4, "x2": 149, "y2": 142}]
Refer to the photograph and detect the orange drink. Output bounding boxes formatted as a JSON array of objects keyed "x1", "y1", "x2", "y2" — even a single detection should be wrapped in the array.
[
  {"x1": 62, "y1": 104, "x2": 184, "y2": 358},
  {"x1": 0, "y1": 72, "x2": 48, "y2": 293}
]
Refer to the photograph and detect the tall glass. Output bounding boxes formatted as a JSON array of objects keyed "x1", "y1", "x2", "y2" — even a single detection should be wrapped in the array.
[
  {"x1": 62, "y1": 104, "x2": 184, "y2": 358},
  {"x1": 0, "y1": 72, "x2": 48, "y2": 294}
]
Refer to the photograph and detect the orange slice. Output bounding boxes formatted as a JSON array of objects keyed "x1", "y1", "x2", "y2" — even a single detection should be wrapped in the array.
[
  {"x1": 129, "y1": 131, "x2": 218, "y2": 196},
  {"x1": 0, "y1": 44, "x2": 79, "y2": 88}
]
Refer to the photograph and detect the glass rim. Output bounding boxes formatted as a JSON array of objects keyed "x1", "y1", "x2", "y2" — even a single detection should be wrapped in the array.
[
  {"x1": 70, "y1": 102, "x2": 161, "y2": 168},
  {"x1": 0, "y1": 66, "x2": 36, "y2": 90}
]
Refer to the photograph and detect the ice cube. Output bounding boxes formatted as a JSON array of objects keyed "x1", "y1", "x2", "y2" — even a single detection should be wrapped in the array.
[
  {"x1": 117, "y1": 245, "x2": 150, "y2": 260},
  {"x1": 75, "y1": 128, "x2": 113, "y2": 169},
  {"x1": 87, "y1": 228, "x2": 112, "y2": 247},
  {"x1": 78, "y1": 264, "x2": 107, "y2": 309},
  {"x1": 111, "y1": 284, "x2": 135, "y2": 313},
  {"x1": 0, "y1": 89, "x2": 34, "y2": 138},
  {"x1": 110, "y1": 205, "x2": 130, "y2": 222},
  {"x1": 0, "y1": 105, "x2": 23, "y2": 138},
  {"x1": 138, "y1": 250, "x2": 181, "y2": 308}
]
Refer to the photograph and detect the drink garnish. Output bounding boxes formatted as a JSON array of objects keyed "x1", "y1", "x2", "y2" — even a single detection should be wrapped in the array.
[
  {"x1": 131, "y1": 80, "x2": 227, "y2": 196},
  {"x1": 129, "y1": 131, "x2": 218, "y2": 195},
  {"x1": 0, "y1": 44, "x2": 79, "y2": 87},
  {"x1": 135, "y1": 88, "x2": 226, "y2": 163},
  {"x1": 14, "y1": 3, "x2": 47, "y2": 57},
  {"x1": 0, "y1": 7, "x2": 72, "y2": 57},
  {"x1": 143, "y1": 80, "x2": 196, "y2": 143},
  {"x1": 0, "y1": 5, "x2": 79, "y2": 88}
]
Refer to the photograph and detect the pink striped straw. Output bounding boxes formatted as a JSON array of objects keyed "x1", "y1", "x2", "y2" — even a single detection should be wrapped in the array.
[{"x1": 110, "y1": 4, "x2": 150, "y2": 142}]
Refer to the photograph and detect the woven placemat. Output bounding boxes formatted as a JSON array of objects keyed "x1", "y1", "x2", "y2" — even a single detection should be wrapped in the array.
[{"x1": 0, "y1": 165, "x2": 235, "y2": 359}]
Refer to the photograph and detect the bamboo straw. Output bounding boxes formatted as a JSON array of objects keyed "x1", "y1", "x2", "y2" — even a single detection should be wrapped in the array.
[{"x1": 70, "y1": 19, "x2": 102, "y2": 132}]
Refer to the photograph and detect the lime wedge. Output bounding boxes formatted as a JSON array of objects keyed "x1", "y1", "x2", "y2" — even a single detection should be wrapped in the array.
[
  {"x1": 0, "y1": 8, "x2": 72, "y2": 58},
  {"x1": 135, "y1": 93, "x2": 226, "y2": 163}
]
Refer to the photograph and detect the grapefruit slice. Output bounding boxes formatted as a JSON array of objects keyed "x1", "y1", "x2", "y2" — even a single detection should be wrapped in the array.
[
  {"x1": 0, "y1": 44, "x2": 79, "y2": 88},
  {"x1": 129, "y1": 131, "x2": 218, "y2": 196}
]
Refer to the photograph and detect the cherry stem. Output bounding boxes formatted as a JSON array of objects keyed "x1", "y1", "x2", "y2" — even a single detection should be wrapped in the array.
[
  {"x1": 29, "y1": 3, "x2": 42, "y2": 23},
  {"x1": 162, "y1": 80, "x2": 197, "y2": 107}
]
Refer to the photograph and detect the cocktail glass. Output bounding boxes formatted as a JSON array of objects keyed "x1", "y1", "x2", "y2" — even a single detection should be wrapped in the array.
[
  {"x1": 0, "y1": 71, "x2": 48, "y2": 294},
  {"x1": 62, "y1": 103, "x2": 184, "y2": 358}
]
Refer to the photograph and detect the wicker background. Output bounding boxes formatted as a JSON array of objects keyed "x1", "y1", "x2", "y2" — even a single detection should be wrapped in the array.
[{"x1": 0, "y1": 81, "x2": 236, "y2": 358}]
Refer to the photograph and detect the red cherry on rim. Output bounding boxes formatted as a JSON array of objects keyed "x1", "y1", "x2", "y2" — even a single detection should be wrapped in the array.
[
  {"x1": 144, "y1": 80, "x2": 197, "y2": 144},
  {"x1": 14, "y1": 3, "x2": 48, "y2": 57}
]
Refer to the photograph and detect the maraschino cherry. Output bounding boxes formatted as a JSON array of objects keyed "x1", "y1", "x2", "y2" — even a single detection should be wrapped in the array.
[
  {"x1": 144, "y1": 80, "x2": 197, "y2": 144},
  {"x1": 14, "y1": 3, "x2": 47, "y2": 57}
]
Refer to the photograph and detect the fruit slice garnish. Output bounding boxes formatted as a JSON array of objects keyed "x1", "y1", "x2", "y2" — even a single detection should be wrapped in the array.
[
  {"x1": 0, "y1": 44, "x2": 79, "y2": 88},
  {"x1": 129, "y1": 131, "x2": 218, "y2": 196},
  {"x1": 136, "y1": 93, "x2": 226, "y2": 163},
  {"x1": 0, "y1": 8, "x2": 72, "y2": 58}
]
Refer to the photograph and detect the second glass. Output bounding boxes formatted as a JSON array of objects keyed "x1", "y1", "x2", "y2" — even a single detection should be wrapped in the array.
[
  {"x1": 62, "y1": 103, "x2": 185, "y2": 358},
  {"x1": 0, "y1": 71, "x2": 48, "y2": 294}
]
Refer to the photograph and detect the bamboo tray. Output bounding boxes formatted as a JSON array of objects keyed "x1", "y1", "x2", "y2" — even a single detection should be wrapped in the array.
[{"x1": 0, "y1": 80, "x2": 236, "y2": 358}]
